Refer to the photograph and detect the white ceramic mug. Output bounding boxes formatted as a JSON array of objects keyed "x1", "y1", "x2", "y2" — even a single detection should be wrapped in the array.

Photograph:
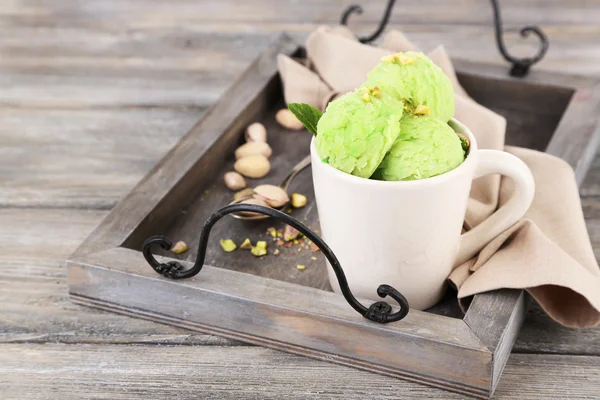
[{"x1": 311, "y1": 118, "x2": 535, "y2": 310}]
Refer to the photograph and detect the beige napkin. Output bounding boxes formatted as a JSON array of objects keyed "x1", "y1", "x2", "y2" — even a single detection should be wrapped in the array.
[{"x1": 277, "y1": 26, "x2": 600, "y2": 328}]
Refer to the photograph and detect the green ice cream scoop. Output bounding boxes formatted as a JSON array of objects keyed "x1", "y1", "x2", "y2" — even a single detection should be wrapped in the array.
[
  {"x1": 364, "y1": 51, "x2": 455, "y2": 122},
  {"x1": 316, "y1": 87, "x2": 404, "y2": 179},
  {"x1": 373, "y1": 115, "x2": 465, "y2": 181}
]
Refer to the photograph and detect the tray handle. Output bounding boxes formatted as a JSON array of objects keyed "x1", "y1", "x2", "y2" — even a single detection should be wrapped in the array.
[{"x1": 142, "y1": 203, "x2": 409, "y2": 324}]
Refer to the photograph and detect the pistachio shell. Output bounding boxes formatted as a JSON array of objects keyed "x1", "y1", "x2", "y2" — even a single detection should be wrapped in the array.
[
  {"x1": 235, "y1": 142, "x2": 272, "y2": 159},
  {"x1": 233, "y1": 187, "x2": 255, "y2": 201},
  {"x1": 245, "y1": 122, "x2": 267, "y2": 142},
  {"x1": 223, "y1": 171, "x2": 246, "y2": 191},
  {"x1": 276, "y1": 109, "x2": 304, "y2": 130},
  {"x1": 234, "y1": 155, "x2": 270, "y2": 178},
  {"x1": 239, "y1": 197, "x2": 270, "y2": 217},
  {"x1": 253, "y1": 184, "x2": 290, "y2": 208}
]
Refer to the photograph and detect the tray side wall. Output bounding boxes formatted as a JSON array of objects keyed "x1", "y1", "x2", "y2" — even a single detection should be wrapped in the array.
[
  {"x1": 68, "y1": 247, "x2": 492, "y2": 399},
  {"x1": 460, "y1": 73, "x2": 600, "y2": 397}
]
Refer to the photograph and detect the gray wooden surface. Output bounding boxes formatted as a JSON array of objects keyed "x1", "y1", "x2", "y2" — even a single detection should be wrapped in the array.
[{"x1": 2, "y1": 0, "x2": 600, "y2": 399}]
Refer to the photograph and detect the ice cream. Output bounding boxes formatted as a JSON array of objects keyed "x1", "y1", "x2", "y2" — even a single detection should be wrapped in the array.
[
  {"x1": 301, "y1": 51, "x2": 465, "y2": 182},
  {"x1": 363, "y1": 51, "x2": 455, "y2": 123},
  {"x1": 315, "y1": 86, "x2": 404, "y2": 179},
  {"x1": 373, "y1": 115, "x2": 464, "y2": 181}
]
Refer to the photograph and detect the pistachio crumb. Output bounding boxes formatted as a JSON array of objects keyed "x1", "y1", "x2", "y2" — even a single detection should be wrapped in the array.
[
  {"x1": 296, "y1": 264, "x2": 306, "y2": 271},
  {"x1": 311, "y1": 256, "x2": 317, "y2": 261},
  {"x1": 414, "y1": 104, "x2": 431, "y2": 116},
  {"x1": 398, "y1": 53, "x2": 415, "y2": 65},
  {"x1": 371, "y1": 86, "x2": 382, "y2": 98},
  {"x1": 251, "y1": 240, "x2": 267, "y2": 257},
  {"x1": 291, "y1": 193, "x2": 307, "y2": 208},
  {"x1": 274, "y1": 249, "x2": 280, "y2": 256},
  {"x1": 171, "y1": 241, "x2": 188, "y2": 254},
  {"x1": 361, "y1": 92, "x2": 371, "y2": 102},
  {"x1": 220, "y1": 239, "x2": 237, "y2": 253},
  {"x1": 240, "y1": 238, "x2": 252, "y2": 249},
  {"x1": 267, "y1": 227, "x2": 277, "y2": 238},
  {"x1": 283, "y1": 225, "x2": 300, "y2": 241}
]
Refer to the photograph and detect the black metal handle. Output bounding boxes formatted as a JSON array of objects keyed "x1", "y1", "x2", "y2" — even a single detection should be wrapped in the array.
[
  {"x1": 490, "y1": 0, "x2": 549, "y2": 77},
  {"x1": 142, "y1": 203, "x2": 409, "y2": 324},
  {"x1": 340, "y1": 0, "x2": 396, "y2": 44},
  {"x1": 339, "y1": 0, "x2": 549, "y2": 77}
]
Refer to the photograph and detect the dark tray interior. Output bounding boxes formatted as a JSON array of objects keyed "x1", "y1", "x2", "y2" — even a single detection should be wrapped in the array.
[{"x1": 123, "y1": 72, "x2": 575, "y2": 318}]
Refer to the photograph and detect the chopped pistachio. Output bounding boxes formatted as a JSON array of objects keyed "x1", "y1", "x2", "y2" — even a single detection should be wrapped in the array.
[
  {"x1": 293, "y1": 239, "x2": 299, "y2": 245},
  {"x1": 398, "y1": 53, "x2": 415, "y2": 65},
  {"x1": 273, "y1": 249, "x2": 280, "y2": 256},
  {"x1": 171, "y1": 241, "x2": 188, "y2": 254},
  {"x1": 251, "y1": 246, "x2": 267, "y2": 257},
  {"x1": 311, "y1": 256, "x2": 317, "y2": 261},
  {"x1": 298, "y1": 247, "x2": 302, "y2": 252},
  {"x1": 291, "y1": 193, "x2": 307, "y2": 208},
  {"x1": 267, "y1": 227, "x2": 277, "y2": 238},
  {"x1": 220, "y1": 239, "x2": 237, "y2": 253},
  {"x1": 283, "y1": 225, "x2": 300, "y2": 241},
  {"x1": 371, "y1": 86, "x2": 382, "y2": 98},
  {"x1": 310, "y1": 242, "x2": 320, "y2": 252},
  {"x1": 361, "y1": 91, "x2": 371, "y2": 102},
  {"x1": 296, "y1": 264, "x2": 306, "y2": 271},
  {"x1": 381, "y1": 54, "x2": 396, "y2": 63},
  {"x1": 276, "y1": 239, "x2": 284, "y2": 246},
  {"x1": 414, "y1": 104, "x2": 431, "y2": 116},
  {"x1": 240, "y1": 238, "x2": 252, "y2": 249},
  {"x1": 251, "y1": 241, "x2": 267, "y2": 257}
]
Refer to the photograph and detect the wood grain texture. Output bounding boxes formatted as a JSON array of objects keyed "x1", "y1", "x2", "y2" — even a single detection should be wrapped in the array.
[
  {"x1": 72, "y1": 33, "x2": 297, "y2": 258},
  {"x1": 65, "y1": 54, "x2": 600, "y2": 398},
  {"x1": 0, "y1": 344, "x2": 599, "y2": 400},
  {"x1": 0, "y1": 108, "x2": 201, "y2": 208},
  {"x1": 2, "y1": 0, "x2": 600, "y2": 398},
  {"x1": 546, "y1": 86, "x2": 600, "y2": 185},
  {"x1": 2, "y1": 206, "x2": 598, "y2": 353},
  {"x1": 0, "y1": 208, "x2": 233, "y2": 346},
  {"x1": 68, "y1": 247, "x2": 494, "y2": 398}
]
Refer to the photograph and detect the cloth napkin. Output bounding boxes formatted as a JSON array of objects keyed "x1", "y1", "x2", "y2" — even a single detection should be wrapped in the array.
[{"x1": 277, "y1": 26, "x2": 600, "y2": 328}]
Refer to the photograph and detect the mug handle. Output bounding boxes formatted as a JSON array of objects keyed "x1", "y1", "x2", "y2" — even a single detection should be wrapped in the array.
[{"x1": 454, "y1": 149, "x2": 535, "y2": 267}]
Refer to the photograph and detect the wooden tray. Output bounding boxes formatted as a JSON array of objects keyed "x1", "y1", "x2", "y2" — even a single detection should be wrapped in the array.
[{"x1": 67, "y1": 34, "x2": 600, "y2": 399}]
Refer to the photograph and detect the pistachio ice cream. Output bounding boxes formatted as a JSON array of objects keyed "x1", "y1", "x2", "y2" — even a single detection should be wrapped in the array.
[
  {"x1": 315, "y1": 86, "x2": 404, "y2": 179},
  {"x1": 373, "y1": 115, "x2": 465, "y2": 181},
  {"x1": 363, "y1": 51, "x2": 455, "y2": 123},
  {"x1": 300, "y1": 51, "x2": 465, "y2": 182}
]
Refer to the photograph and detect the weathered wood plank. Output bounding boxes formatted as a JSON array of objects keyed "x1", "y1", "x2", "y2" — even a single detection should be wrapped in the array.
[
  {"x1": 0, "y1": 108, "x2": 201, "y2": 208},
  {"x1": 515, "y1": 302, "x2": 600, "y2": 355},
  {"x1": 0, "y1": 208, "x2": 233, "y2": 346},
  {"x1": 2, "y1": 0, "x2": 600, "y2": 27},
  {"x1": 1, "y1": 24, "x2": 600, "y2": 109},
  {"x1": 0, "y1": 344, "x2": 598, "y2": 400}
]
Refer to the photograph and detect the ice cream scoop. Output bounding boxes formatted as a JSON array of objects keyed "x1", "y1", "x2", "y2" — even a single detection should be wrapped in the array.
[
  {"x1": 373, "y1": 114, "x2": 465, "y2": 181},
  {"x1": 316, "y1": 87, "x2": 404, "y2": 179},
  {"x1": 363, "y1": 51, "x2": 455, "y2": 122}
]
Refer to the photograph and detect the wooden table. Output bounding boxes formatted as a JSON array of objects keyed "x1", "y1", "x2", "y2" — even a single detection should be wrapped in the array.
[{"x1": 1, "y1": 1, "x2": 600, "y2": 398}]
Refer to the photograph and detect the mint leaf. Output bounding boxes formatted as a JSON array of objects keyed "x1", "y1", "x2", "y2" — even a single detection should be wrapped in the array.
[{"x1": 288, "y1": 103, "x2": 322, "y2": 136}]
